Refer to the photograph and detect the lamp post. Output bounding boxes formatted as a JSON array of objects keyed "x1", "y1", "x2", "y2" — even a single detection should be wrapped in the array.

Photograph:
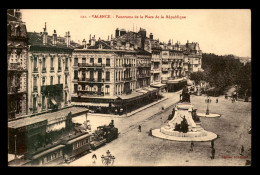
[
  {"x1": 205, "y1": 96, "x2": 211, "y2": 115},
  {"x1": 101, "y1": 150, "x2": 115, "y2": 166}
]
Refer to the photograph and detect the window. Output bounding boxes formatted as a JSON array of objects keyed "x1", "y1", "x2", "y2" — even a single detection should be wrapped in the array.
[
  {"x1": 98, "y1": 58, "x2": 102, "y2": 64},
  {"x1": 74, "y1": 70, "x2": 78, "y2": 79},
  {"x1": 74, "y1": 58, "x2": 78, "y2": 66},
  {"x1": 82, "y1": 85, "x2": 85, "y2": 90},
  {"x1": 33, "y1": 57, "x2": 37, "y2": 70},
  {"x1": 65, "y1": 58, "x2": 68, "y2": 70},
  {"x1": 106, "y1": 58, "x2": 110, "y2": 66},
  {"x1": 116, "y1": 72, "x2": 117, "y2": 81},
  {"x1": 42, "y1": 57, "x2": 46, "y2": 68},
  {"x1": 105, "y1": 85, "x2": 110, "y2": 94},
  {"x1": 74, "y1": 84, "x2": 78, "y2": 93},
  {"x1": 106, "y1": 71, "x2": 110, "y2": 81},
  {"x1": 90, "y1": 58, "x2": 94, "y2": 63},
  {"x1": 90, "y1": 71, "x2": 94, "y2": 79},
  {"x1": 50, "y1": 76, "x2": 53, "y2": 85},
  {"x1": 42, "y1": 77, "x2": 45, "y2": 85},
  {"x1": 58, "y1": 76, "x2": 61, "y2": 84},
  {"x1": 65, "y1": 75, "x2": 67, "y2": 85},
  {"x1": 33, "y1": 77, "x2": 37, "y2": 90},
  {"x1": 51, "y1": 57, "x2": 54, "y2": 68},
  {"x1": 58, "y1": 57, "x2": 61, "y2": 71}
]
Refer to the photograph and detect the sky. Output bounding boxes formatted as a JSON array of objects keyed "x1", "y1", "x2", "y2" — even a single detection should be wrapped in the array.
[{"x1": 20, "y1": 9, "x2": 251, "y2": 58}]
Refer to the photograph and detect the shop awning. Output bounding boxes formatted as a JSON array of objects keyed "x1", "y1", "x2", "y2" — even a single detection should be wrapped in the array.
[
  {"x1": 31, "y1": 145, "x2": 65, "y2": 160},
  {"x1": 51, "y1": 98, "x2": 57, "y2": 105},
  {"x1": 72, "y1": 102, "x2": 109, "y2": 107},
  {"x1": 150, "y1": 83, "x2": 167, "y2": 88}
]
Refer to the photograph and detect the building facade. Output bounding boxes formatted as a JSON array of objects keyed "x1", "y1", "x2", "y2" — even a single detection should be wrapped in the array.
[
  {"x1": 27, "y1": 23, "x2": 80, "y2": 115},
  {"x1": 71, "y1": 35, "x2": 157, "y2": 114},
  {"x1": 7, "y1": 9, "x2": 28, "y2": 120}
]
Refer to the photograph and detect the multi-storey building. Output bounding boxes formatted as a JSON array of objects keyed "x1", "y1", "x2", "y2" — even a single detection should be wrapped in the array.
[
  {"x1": 27, "y1": 23, "x2": 80, "y2": 115},
  {"x1": 7, "y1": 9, "x2": 28, "y2": 120},
  {"x1": 182, "y1": 41, "x2": 203, "y2": 74},
  {"x1": 71, "y1": 35, "x2": 158, "y2": 114}
]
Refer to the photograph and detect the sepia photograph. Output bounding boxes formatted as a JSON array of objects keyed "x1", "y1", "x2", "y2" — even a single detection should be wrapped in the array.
[{"x1": 7, "y1": 9, "x2": 251, "y2": 166}]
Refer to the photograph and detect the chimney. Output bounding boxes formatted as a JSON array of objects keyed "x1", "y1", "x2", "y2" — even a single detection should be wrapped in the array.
[
  {"x1": 82, "y1": 39, "x2": 86, "y2": 49},
  {"x1": 149, "y1": 33, "x2": 153, "y2": 40},
  {"x1": 52, "y1": 30, "x2": 57, "y2": 46},
  {"x1": 108, "y1": 35, "x2": 109, "y2": 41},
  {"x1": 89, "y1": 34, "x2": 91, "y2": 44},
  {"x1": 111, "y1": 34, "x2": 113, "y2": 39},
  {"x1": 115, "y1": 28, "x2": 120, "y2": 37},
  {"x1": 91, "y1": 36, "x2": 96, "y2": 46},
  {"x1": 43, "y1": 22, "x2": 48, "y2": 45},
  {"x1": 65, "y1": 31, "x2": 71, "y2": 47}
]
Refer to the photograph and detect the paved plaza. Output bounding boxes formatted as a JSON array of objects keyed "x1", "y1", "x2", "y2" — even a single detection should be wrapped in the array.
[{"x1": 59, "y1": 92, "x2": 251, "y2": 166}]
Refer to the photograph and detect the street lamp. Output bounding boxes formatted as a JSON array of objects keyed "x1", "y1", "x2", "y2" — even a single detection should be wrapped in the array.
[
  {"x1": 101, "y1": 150, "x2": 115, "y2": 166},
  {"x1": 205, "y1": 96, "x2": 211, "y2": 115}
]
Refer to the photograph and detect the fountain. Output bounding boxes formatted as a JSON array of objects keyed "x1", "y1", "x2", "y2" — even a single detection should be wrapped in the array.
[{"x1": 152, "y1": 86, "x2": 217, "y2": 142}]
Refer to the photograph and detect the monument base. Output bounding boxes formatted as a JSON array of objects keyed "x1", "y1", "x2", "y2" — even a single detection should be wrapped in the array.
[{"x1": 152, "y1": 129, "x2": 217, "y2": 142}]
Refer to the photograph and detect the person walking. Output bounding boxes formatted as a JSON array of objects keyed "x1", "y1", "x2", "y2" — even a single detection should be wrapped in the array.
[
  {"x1": 138, "y1": 125, "x2": 141, "y2": 132},
  {"x1": 211, "y1": 148, "x2": 215, "y2": 159},
  {"x1": 216, "y1": 98, "x2": 218, "y2": 103},
  {"x1": 92, "y1": 154, "x2": 97, "y2": 165},
  {"x1": 211, "y1": 140, "x2": 214, "y2": 148},
  {"x1": 240, "y1": 145, "x2": 244, "y2": 156},
  {"x1": 190, "y1": 141, "x2": 194, "y2": 152}
]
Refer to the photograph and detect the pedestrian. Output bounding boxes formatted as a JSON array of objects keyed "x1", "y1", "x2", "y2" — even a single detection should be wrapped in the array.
[
  {"x1": 216, "y1": 98, "x2": 218, "y2": 103},
  {"x1": 92, "y1": 154, "x2": 97, "y2": 165},
  {"x1": 138, "y1": 125, "x2": 141, "y2": 132},
  {"x1": 211, "y1": 140, "x2": 214, "y2": 149},
  {"x1": 190, "y1": 141, "x2": 194, "y2": 152},
  {"x1": 240, "y1": 145, "x2": 244, "y2": 156},
  {"x1": 161, "y1": 106, "x2": 165, "y2": 113},
  {"x1": 211, "y1": 148, "x2": 215, "y2": 159},
  {"x1": 149, "y1": 128, "x2": 152, "y2": 136}
]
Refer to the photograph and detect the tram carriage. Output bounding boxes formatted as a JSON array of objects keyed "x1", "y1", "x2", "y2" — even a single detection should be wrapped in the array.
[{"x1": 62, "y1": 132, "x2": 91, "y2": 163}]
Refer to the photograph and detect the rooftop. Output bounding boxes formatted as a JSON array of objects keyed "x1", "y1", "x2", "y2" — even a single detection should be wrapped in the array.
[{"x1": 8, "y1": 107, "x2": 88, "y2": 129}]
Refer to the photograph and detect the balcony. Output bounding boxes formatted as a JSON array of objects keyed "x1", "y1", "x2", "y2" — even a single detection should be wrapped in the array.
[
  {"x1": 78, "y1": 78, "x2": 105, "y2": 83},
  {"x1": 161, "y1": 68, "x2": 169, "y2": 72},
  {"x1": 33, "y1": 67, "x2": 38, "y2": 73},
  {"x1": 137, "y1": 74, "x2": 146, "y2": 78},
  {"x1": 8, "y1": 63, "x2": 24, "y2": 71},
  {"x1": 122, "y1": 77, "x2": 132, "y2": 81},
  {"x1": 42, "y1": 67, "x2": 46, "y2": 73},
  {"x1": 123, "y1": 63, "x2": 132, "y2": 67},
  {"x1": 77, "y1": 91, "x2": 104, "y2": 97},
  {"x1": 78, "y1": 63, "x2": 106, "y2": 67},
  {"x1": 50, "y1": 67, "x2": 54, "y2": 72}
]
